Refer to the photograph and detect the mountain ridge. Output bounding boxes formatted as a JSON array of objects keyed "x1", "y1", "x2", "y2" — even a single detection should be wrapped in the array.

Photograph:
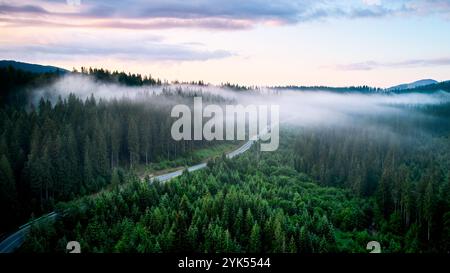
[
  {"x1": 0, "y1": 60, "x2": 68, "y2": 74},
  {"x1": 388, "y1": 79, "x2": 438, "y2": 91},
  {"x1": 1, "y1": 60, "x2": 448, "y2": 93}
]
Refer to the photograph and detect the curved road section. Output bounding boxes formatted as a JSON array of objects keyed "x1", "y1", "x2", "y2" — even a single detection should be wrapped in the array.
[
  {"x1": 151, "y1": 138, "x2": 255, "y2": 183},
  {"x1": 0, "y1": 212, "x2": 58, "y2": 253},
  {"x1": 0, "y1": 136, "x2": 261, "y2": 253}
]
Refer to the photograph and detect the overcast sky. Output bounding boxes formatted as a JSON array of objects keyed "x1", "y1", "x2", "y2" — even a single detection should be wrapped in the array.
[{"x1": 1, "y1": 0, "x2": 450, "y2": 87}]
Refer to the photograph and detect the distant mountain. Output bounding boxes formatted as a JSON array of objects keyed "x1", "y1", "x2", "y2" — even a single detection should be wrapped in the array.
[
  {"x1": 388, "y1": 79, "x2": 438, "y2": 91},
  {"x1": 0, "y1": 60, "x2": 68, "y2": 74}
]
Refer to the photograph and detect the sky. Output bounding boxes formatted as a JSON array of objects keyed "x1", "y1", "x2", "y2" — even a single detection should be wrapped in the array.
[{"x1": 1, "y1": 0, "x2": 450, "y2": 87}]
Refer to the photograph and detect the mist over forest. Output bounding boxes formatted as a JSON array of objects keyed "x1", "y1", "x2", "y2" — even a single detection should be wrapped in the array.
[
  {"x1": 3, "y1": 1, "x2": 450, "y2": 270},
  {"x1": 33, "y1": 73, "x2": 450, "y2": 128},
  {"x1": 1, "y1": 66, "x2": 450, "y2": 253}
]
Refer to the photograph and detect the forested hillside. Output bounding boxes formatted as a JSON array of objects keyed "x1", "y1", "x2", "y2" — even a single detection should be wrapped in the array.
[
  {"x1": 0, "y1": 68, "x2": 229, "y2": 234},
  {"x1": 292, "y1": 127, "x2": 450, "y2": 252},
  {"x1": 0, "y1": 66, "x2": 61, "y2": 106},
  {"x1": 20, "y1": 134, "x2": 375, "y2": 253},
  {"x1": 2, "y1": 65, "x2": 450, "y2": 253},
  {"x1": 20, "y1": 120, "x2": 450, "y2": 252}
]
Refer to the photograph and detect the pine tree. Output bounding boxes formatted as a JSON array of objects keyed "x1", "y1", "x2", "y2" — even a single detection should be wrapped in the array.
[
  {"x1": 127, "y1": 118, "x2": 139, "y2": 168},
  {"x1": 83, "y1": 137, "x2": 94, "y2": 192},
  {"x1": 424, "y1": 181, "x2": 435, "y2": 242},
  {"x1": 273, "y1": 215, "x2": 285, "y2": 253},
  {"x1": 111, "y1": 168, "x2": 120, "y2": 189},
  {"x1": 233, "y1": 208, "x2": 243, "y2": 241},
  {"x1": 63, "y1": 126, "x2": 80, "y2": 197},
  {"x1": 244, "y1": 209, "x2": 254, "y2": 236},
  {"x1": 93, "y1": 122, "x2": 108, "y2": 179},
  {"x1": 223, "y1": 229, "x2": 234, "y2": 252},
  {"x1": 249, "y1": 223, "x2": 261, "y2": 253},
  {"x1": 441, "y1": 212, "x2": 450, "y2": 252},
  {"x1": 0, "y1": 154, "x2": 18, "y2": 230},
  {"x1": 288, "y1": 236, "x2": 297, "y2": 253},
  {"x1": 109, "y1": 117, "x2": 120, "y2": 168},
  {"x1": 187, "y1": 224, "x2": 199, "y2": 252},
  {"x1": 299, "y1": 226, "x2": 312, "y2": 253}
]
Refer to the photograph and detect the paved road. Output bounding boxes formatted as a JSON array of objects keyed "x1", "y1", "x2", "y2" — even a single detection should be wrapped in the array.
[
  {"x1": 0, "y1": 136, "x2": 260, "y2": 253},
  {"x1": 150, "y1": 138, "x2": 256, "y2": 183},
  {"x1": 0, "y1": 212, "x2": 58, "y2": 253}
]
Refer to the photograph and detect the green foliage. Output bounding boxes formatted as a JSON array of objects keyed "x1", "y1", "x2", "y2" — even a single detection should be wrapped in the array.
[
  {"x1": 77, "y1": 67, "x2": 162, "y2": 86},
  {"x1": 0, "y1": 83, "x2": 232, "y2": 234},
  {"x1": 0, "y1": 154, "x2": 18, "y2": 230},
  {"x1": 20, "y1": 141, "x2": 371, "y2": 253},
  {"x1": 291, "y1": 116, "x2": 450, "y2": 252},
  {"x1": 4, "y1": 66, "x2": 450, "y2": 253},
  {"x1": 20, "y1": 119, "x2": 450, "y2": 253}
]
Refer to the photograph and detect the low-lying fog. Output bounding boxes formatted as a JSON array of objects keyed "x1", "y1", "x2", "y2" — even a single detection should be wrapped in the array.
[{"x1": 33, "y1": 74, "x2": 450, "y2": 129}]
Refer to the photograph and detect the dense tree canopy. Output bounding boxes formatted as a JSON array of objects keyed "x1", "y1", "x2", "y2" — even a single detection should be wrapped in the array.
[
  {"x1": 0, "y1": 71, "x2": 230, "y2": 234},
  {"x1": 21, "y1": 140, "x2": 373, "y2": 253},
  {"x1": 1, "y1": 66, "x2": 450, "y2": 253},
  {"x1": 20, "y1": 122, "x2": 450, "y2": 252}
]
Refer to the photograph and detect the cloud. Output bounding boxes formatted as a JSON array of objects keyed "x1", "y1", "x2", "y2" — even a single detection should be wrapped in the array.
[
  {"x1": 0, "y1": 0, "x2": 304, "y2": 30},
  {"x1": 0, "y1": 17, "x2": 255, "y2": 30},
  {"x1": 362, "y1": 0, "x2": 381, "y2": 6},
  {"x1": 34, "y1": 74, "x2": 450, "y2": 133},
  {"x1": 0, "y1": 34, "x2": 234, "y2": 62},
  {"x1": 0, "y1": 0, "x2": 425, "y2": 30},
  {"x1": 404, "y1": 0, "x2": 450, "y2": 15},
  {"x1": 0, "y1": 4, "x2": 50, "y2": 14},
  {"x1": 335, "y1": 57, "x2": 450, "y2": 71}
]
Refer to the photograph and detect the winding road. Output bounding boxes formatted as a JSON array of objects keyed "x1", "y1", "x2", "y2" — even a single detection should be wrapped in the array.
[
  {"x1": 150, "y1": 138, "x2": 255, "y2": 183},
  {"x1": 0, "y1": 212, "x2": 58, "y2": 253},
  {"x1": 0, "y1": 137, "x2": 259, "y2": 253}
]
